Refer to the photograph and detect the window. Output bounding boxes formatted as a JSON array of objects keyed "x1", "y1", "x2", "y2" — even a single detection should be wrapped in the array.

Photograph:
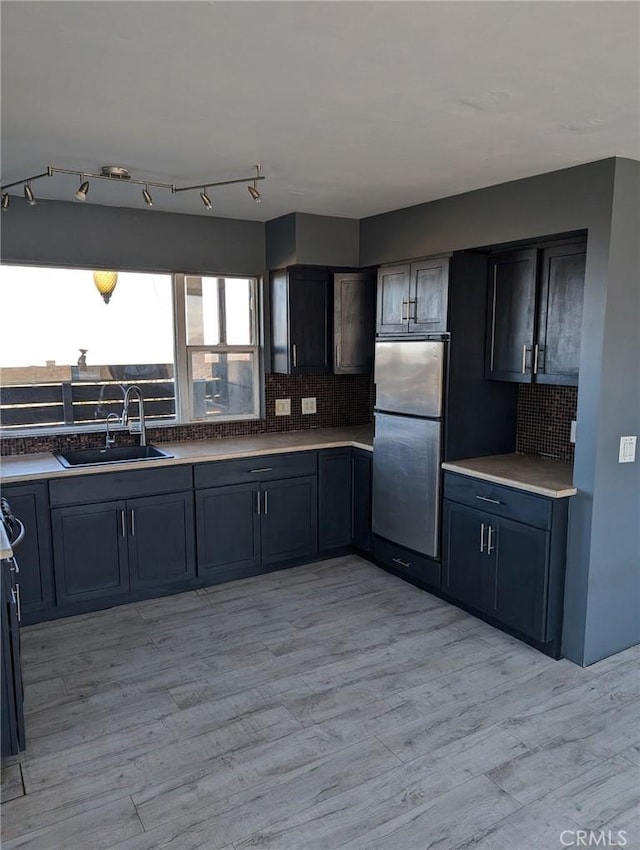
[{"x1": 0, "y1": 265, "x2": 260, "y2": 432}]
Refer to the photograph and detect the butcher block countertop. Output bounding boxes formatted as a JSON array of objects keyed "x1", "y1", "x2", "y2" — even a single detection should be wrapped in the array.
[
  {"x1": 0, "y1": 426, "x2": 374, "y2": 484},
  {"x1": 442, "y1": 453, "x2": 576, "y2": 498}
]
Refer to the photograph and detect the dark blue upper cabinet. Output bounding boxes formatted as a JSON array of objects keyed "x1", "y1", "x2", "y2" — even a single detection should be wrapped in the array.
[
  {"x1": 270, "y1": 267, "x2": 332, "y2": 374},
  {"x1": 376, "y1": 258, "x2": 449, "y2": 336}
]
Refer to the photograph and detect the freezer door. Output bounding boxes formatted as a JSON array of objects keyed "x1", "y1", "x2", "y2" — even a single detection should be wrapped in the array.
[
  {"x1": 374, "y1": 340, "x2": 444, "y2": 417},
  {"x1": 372, "y1": 412, "x2": 442, "y2": 558}
]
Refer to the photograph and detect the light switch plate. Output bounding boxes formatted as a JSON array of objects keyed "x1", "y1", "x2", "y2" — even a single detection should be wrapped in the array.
[
  {"x1": 275, "y1": 398, "x2": 291, "y2": 416},
  {"x1": 301, "y1": 397, "x2": 316, "y2": 415},
  {"x1": 570, "y1": 421, "x2": 577, "y2": 444},
  {"x1": 618, "y1": 436, "x2": 637, "y2": 463}
]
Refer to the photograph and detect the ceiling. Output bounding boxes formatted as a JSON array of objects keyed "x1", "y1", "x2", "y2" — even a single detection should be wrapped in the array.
[{"x1": 2, "y1": 1, "x2": 639, "y2": 222}]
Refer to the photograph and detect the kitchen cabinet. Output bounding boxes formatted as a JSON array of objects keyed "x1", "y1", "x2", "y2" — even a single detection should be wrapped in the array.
[
  {"x1": 1, "y1": 482, "x2": 54, "y2": 623},
  {"x1": 319, "y1": 448, "x2": 353, "y2": 550},
  {"x1": 485, "y1": 241, "x2": 586, "y2": 386},
  {"x1": 352, "y1": 448, "x2": 372, "y2": 555},
  {"x1": 52, "y1": 491, "x2": 195, "y2": 605},
  {"x1": 442, "y1": 472, "x2": 568, "y2": 653},
  {"x1": 334, "y1": 270, "x2": 376, "y2": 374},
  {"x1": 376, "y1": 257, "x2": 449, "y2": 335},
  {"x1": 270, "y1": 266, "x2": 331, "y2": 374},
  {"x1": 195, "y1": 452, "x2": 318, "y2": 582}
]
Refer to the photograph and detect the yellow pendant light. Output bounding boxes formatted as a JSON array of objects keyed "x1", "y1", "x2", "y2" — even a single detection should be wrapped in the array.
[{"x1": 92, "y1": 270, "x2": 118, "y2": 304}]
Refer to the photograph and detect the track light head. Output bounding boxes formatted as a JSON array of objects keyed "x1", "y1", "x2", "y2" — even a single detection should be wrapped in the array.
[
  {"x1": 142, "y1": 185, "x2": 153, "y2": 207},
  {"x1": 247, "y1": 184, "x2": 261, "y2": 203},
  {"x1": 1, "y1": 193, "x2": 9, "y2": 211},
  {"x1": 75, "y1": 179, "x2": 90, "y2": 201},
  {"x1": 24, "y1": 182, "x2": 36, "y2": 206},
  {"x1": 200, "y1": 189, "x2": 212, "y2": 210}
]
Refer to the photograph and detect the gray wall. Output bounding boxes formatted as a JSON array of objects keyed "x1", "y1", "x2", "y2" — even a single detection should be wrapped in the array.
[
  {"x1": 265, "y1": 212, "x2": 359, "y2": 269},
  {"x1": 1, "y1": 199, "x2": 266, "y2": 276},
  {"x1": 361, "y1": 157, "x2": 639, "y2": 665}
]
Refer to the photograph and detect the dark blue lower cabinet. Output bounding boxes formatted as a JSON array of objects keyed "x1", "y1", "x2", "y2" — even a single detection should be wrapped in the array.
[
  {"x1": 196, "y1": 483, "x2": 261, "y2": 578},
  {"x1": 52, "y1": 501, "x2": 129, "y2": 604},
  {"x1": 442, "y1": 497, "x2": 554, "y2": 643},
  {"x1": 352, "y1": 449, "x2": 373, "y2": 555},
  {"x1": 128, "y1": 492, "x2": 196, "y2": 589},
  {"x1": 318, "y1": 449, "x2": 353, "y2": 550},
  {"x1": 261, "y1": 476, "x2": 318, "y2": 565}
]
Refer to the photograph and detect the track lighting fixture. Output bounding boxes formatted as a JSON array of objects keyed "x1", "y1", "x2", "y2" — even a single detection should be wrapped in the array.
[
  {"x1": 75, "y1": 178, "x2": 90, "y2": 201},
  {"x1": 248, "y1": 164, "x2": 262, "y2": 202},
  {"x1": 24, "y1": 182, "x2": 36, "y2": 206},
  {"x1": 0, "y1": 164, "x2": 265, "y2": 213}
]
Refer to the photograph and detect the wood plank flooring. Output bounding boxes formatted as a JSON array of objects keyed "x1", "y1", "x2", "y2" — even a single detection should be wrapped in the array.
[{"x1": 1, "y1": 555, "x2": 638, "y2": 850}]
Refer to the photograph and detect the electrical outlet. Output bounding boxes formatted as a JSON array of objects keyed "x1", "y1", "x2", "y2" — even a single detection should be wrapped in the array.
[
  {"x1": 570, "y1": 420, "x2": 577, "y2": 444},
  {"x1": 301, "y1": 397, "x2": 316, "y2": 415},
  {"x1": 274, "y1": 398, "x2": 291, "y2": 416},
  {"x1": 618, "y1": 436, "x2": 637, "y2": 463}
]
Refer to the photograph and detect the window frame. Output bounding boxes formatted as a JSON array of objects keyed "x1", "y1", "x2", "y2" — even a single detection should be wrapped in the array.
[{"x1": 0, "y1": 264, "x2": 263, "y2": 436}]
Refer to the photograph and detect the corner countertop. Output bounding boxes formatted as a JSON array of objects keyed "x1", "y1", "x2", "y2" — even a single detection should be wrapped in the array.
[
  {"x1": 442, "y1": 453, "x2": 576, "y2": 498},
  {"x1": 0, "y1": 426, "x2": 373, "y2": 484},
  {"x1": 0, "y1": 523, "x2": 12, "y2": 560}
]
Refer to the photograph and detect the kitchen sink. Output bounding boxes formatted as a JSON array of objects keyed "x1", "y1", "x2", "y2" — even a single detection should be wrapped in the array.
[{"x1": 55, "y1": 445, "x2": 173, "y2": 468}]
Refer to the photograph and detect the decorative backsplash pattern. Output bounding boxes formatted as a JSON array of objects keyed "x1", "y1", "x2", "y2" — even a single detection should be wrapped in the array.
[
  {"x1": 516, "y1": 384, "x2": 578, "y2": 462},
  {"x1": 0, "y1": 373, "x2": 375, "y2": 456}
]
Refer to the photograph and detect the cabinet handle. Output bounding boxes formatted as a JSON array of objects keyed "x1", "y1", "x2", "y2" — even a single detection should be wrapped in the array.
[
  {"x1": 487, "y1": 525, "x2": 495, "y2": 555},
  {"x1": 292, "y1": 344, "x2": 297, "y2": 368},
  {"x1": 264, "y1": 490, "x2": 268, "y2": 515},
  {"x1": 121, "y1": 509, "x2": 126, "y2": 538},
  {"x1": 250, "y1": 467, "x2": 272, "y2": 473},
  {"x1": 409, "y1": 299, "x2": 417, "y2": 321},
  {"x1": 131, "y1": 509, "x2": 135, "y2": 536},
  {"x1": 392, "y1": 557, "x2": 412, "y2": 569},
  {"x1": 15, "y1": 583, "x2": 21, "y2": 622},
  {"x1": 521, "y1": 344, "x2": 528, "y2": 374},
  {"x1": 475, "y1": 495, "x2": 501, "y2": 505},
  {"x1": 480, "y1": 523, "x2": 486, "y2": 553},
  {"x1": 9, "y1": 558, "x2": 19, "y2": 574},
  {"x1": 335, "y1": 344, "x2": 340, "y2": 367},
  {"x1": 533, "y1": 344, "x2": 539, "y2": 375},
  {"x1": 256, "y1": 490, "x2": 261, "y2": 515},
  {"x1": 401, "y1": 299, "x2": 408, "y2": 322}
]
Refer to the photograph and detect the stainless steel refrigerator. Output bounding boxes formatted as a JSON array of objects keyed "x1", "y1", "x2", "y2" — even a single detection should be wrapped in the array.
[{"x1": 372, "y1": 338, "x2": 445, "y2": 559}]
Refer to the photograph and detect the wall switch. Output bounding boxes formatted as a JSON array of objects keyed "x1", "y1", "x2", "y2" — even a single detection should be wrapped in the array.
[
  {"x1": 301, "y1": 397, "x2": 316, "y2": 415},
  {"x1": 274, "y1": 398, "x2": 291, "y2": 416},
  {"x1": 570, "y1": 420, "x2": 577, "y2": 444},
  {"x1": 618, "y1": 436, "x2": 637, "y2": 463}
]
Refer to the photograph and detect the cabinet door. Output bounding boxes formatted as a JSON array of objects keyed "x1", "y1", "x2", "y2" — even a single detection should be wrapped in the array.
[
  {"x1": 376, "y1": 264, "x2": 410, "y2": 335},
  {"x1": 334, "y1": 271, "x2": 376, "y2": 374},
  {"x1": 195, "y1": 483, "x2": 261, "y2": 579},
  {"x1": 486, "y1": 249, "x2": 537, "y2": 382},
  {"x1": 261, "y1": 476, "x2": 318, "y2": 565},
  {"x1": 409, "y1": 257, "x2": 449, "y2": 334},
  {"x1": 2, "y1": 483, "x2": 54, "y2": 619},
  {"x1": 52, "y1": 502, "x2": 128, "y2": 604},
  {"x1": 127, "y1": 492, "x2": 195, "y2": 590},
  {"x1": 535, "y1": 244, "x2": 586, "y2": 386},
  {"x1": 319, "y1": 449, "x2": 352, "y2": 550},
  {"x1": 352, "y1": 449, "x2": 372, "y2": 554},
  {"x1": 442, "y1": 501, "x2": 488, "y2": 612},
  {"x1": 289, "y1": 268, "x2": 331, "y2": 373},
  {"x1": 488, "y1": 517, "x2": 550, "y2": 641}
]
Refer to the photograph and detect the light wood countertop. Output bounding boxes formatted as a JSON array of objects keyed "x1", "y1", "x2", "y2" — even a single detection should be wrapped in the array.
[
  {"x1": 0, "y1": 426, "x2": 373, "y2": 484},
  {"x1": 442, "y1": 453, "x2": 576, "y2": 498}
]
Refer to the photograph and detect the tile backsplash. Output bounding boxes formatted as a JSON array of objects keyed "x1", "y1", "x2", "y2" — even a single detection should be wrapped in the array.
[
  {"x1": 516, "y1": 384, "x2": 577, "y2": 463},
  {"x1": 0, "y1": 373, "x2": 375, "y2": 456}
]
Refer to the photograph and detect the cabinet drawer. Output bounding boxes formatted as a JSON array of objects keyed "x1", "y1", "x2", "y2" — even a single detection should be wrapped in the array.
[
  {"x1": 194, "y1": 452, "x2": 317, "y2": 488},
  {"x1": 49, "y1": 465, "x2": 193, "y2": 507},
  {"x1": 373, "y1": 535, "x2": 441, "y2": 591},
  {"x1": 443, "y1": 472, "x2": 551, "y2": 530}
]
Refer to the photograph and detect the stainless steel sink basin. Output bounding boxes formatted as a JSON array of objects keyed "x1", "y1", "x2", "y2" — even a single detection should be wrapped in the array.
[{"x1": 55, "y1": 445, "x2": 173, "y2": 468}]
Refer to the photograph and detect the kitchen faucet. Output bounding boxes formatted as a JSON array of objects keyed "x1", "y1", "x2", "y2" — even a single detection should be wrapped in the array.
[
  {"x1": 122, "y1": 385, "x2": 147, "y2": 447},
  {"x1": 104, "y1": 412, "x2": 121, "y2": 450}
]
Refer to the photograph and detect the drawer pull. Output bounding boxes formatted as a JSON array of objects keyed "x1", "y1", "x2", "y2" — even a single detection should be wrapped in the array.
[
  {"x1": 475, "y1": 495, "x2": 501, "y2": 505},
  {"x1": 392, "y1": 557, "x2": 412, "y2": 569},
  {"x1": 250, "y1": 467, "x2": 273, "y2": 473}
]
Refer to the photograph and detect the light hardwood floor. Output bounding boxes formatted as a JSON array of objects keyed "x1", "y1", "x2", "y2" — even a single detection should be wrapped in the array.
[{"x1": 1, "y1": 555, "x2": 638, "y2": 850}]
